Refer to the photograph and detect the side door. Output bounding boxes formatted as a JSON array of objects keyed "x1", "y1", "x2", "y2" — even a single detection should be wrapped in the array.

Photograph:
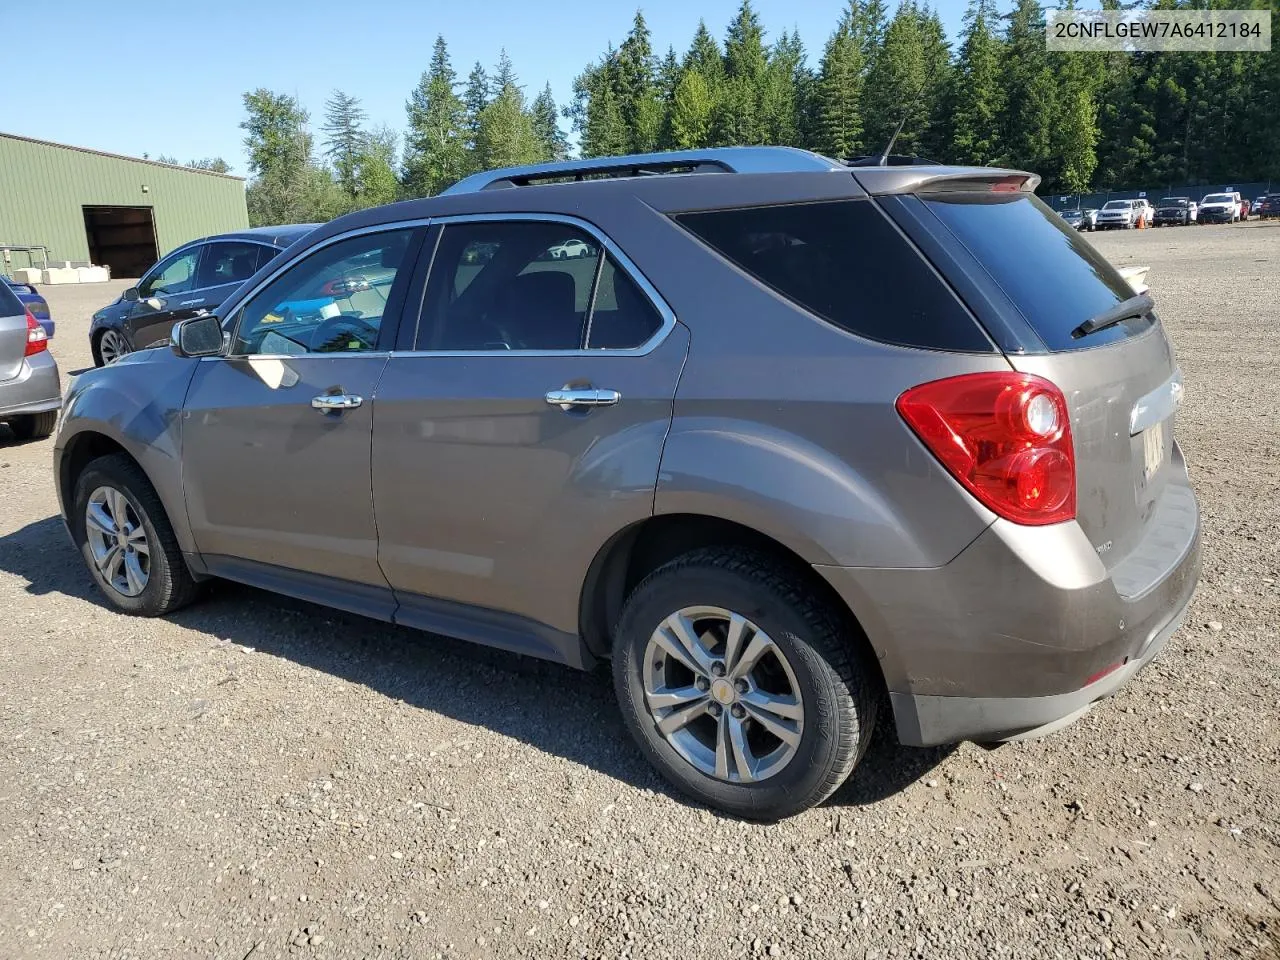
[
  {"x1": 127, "y1": 244, "x2": 204, "y2": 350},
  {"x1": 181, "y1": 226, "x2": 424, "y2": 610},
  {"x1": 372, "y1": 216, "x2": 689, "y2": 659}
]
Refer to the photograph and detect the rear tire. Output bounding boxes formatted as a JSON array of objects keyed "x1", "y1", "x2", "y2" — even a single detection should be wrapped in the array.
[
  {"x1": 8, "y1": 411, "x2": 57, "y2": 441},
  {"x1": 71, "y1": 453, "x2": 200, "y2": 616},
  {"x1": 612, "y1": 547, "x2": 878, "y2": 820}
]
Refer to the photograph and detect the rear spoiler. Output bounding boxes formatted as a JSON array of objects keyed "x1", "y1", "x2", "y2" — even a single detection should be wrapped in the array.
[{"x1": 851, "y1": 166, "x2": 1041, "y2": 196}]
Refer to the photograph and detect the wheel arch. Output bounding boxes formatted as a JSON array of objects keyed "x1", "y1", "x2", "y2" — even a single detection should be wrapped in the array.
[{"x1": 578, "y1": 513, "x2": 884, "y2": 688}]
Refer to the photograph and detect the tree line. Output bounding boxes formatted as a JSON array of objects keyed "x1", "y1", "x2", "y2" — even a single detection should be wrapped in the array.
[{"x1": 239, "y1": 0, "x2": 1279, "y2": 226}]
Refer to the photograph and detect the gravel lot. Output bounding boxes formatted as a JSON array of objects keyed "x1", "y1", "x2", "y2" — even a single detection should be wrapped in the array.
[{"x1": 2, "y1": 223, "x2": 1278, "y2": 960}]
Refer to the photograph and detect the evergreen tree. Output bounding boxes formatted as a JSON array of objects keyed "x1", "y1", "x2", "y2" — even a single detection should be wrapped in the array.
[
  {"x1": 915, "y1": 4, "x2": 953, "y2": 160},
  {"x1": 656, "y1": 46, "x2": 682, "y2": 149},
  {"x1": 353, "y1": 126, "x2": 400, "y2": 208},
  {"x1": 670, "y1": 69, "x2": 716, "y2": 148},
  {"x1": 571, "y1": 54, "x2": 628, "y2": 158},
  {"x1": 322, "y1": 89, "x2": 367, "y2": 199},
  {"x1": 475, "y1": 78, "x2": 541, "y2": 170},
  {"x1": 402, "y1": 36, "x2": 468, "y2": 197},
  {"x1": 999, "y1": 0, "x2": 1057, "y2": 174},
  {"x1": 714, "y1": 1, "x2": 769, "y2": 144},
  {"x1": 616, "y1": 10, "x2": 662, "y2": 152},
  {"x1": 491, "y1": 50, "x2": 519, "y2": 96},
  {"x1": 851, "y1": 0, "x2": 890, "y2": 63},
  {"x1": 684, "y1": 20, "x2": 726, "y2": 84},
  {"x1": 946, "y1": 0, "x2": 1006, "y2": 166},
  {"x1": 463, "y1": 61, "x2": 491, "y2": 150},
  {"x1": 815, "y1": 13, "x2": 865, "y2": 158},
  {"x1": 761, "y1": 30, "x2": 805, "y2": 146},
  {"x1": 862, "y1": 4, "x2": 929, "y2": 155},
  {"x1": 531, "y1": 83, "x2": 569, "y2": 161}
]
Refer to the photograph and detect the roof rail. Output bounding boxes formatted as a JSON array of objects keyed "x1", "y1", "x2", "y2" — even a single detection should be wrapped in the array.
[{"x1": 440, "y1": 146, "x2": 847, "y2": 195}]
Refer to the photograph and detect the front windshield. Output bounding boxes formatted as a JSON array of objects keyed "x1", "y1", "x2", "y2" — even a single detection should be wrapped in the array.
[
  {"x1": 1102, "y1": 201, "x2": 1130, "y2": 210},
  {"x1": 1159, "y1": 198, "x2": 1186, "y2": 206},
  {"x1": 1204, "y1": 194, "x2": 1232, "y2": 203}
]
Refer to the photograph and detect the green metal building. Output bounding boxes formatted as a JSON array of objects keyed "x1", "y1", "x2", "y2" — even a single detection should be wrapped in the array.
[{"x1": 0, "y1": 132, "x2": 248, "y2": 279}]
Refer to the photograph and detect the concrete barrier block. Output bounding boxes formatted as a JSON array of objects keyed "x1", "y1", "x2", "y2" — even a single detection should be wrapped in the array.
[
  {"x1": 12, "y1": 268, "x2": 42, "y2": 284},
  {"x1": 40, "y1": 267, "x2": 81, "y2": 284},
  {"x1": 77, "y1": 266, "x2": 111, "y2": 283}
]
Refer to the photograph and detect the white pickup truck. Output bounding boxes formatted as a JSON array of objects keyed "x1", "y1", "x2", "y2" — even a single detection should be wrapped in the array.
[{"x1": 1198, "y1": 191, "x2": 1242, "y2": 224}]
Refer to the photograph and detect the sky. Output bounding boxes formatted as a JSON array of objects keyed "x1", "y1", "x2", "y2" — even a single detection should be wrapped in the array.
[{"x1": 0, "y1": 0, "x2": 971, "y2": 177}]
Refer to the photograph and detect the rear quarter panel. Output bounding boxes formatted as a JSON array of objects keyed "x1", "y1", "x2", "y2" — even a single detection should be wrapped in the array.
[{"x1": 606, "y1": 197, "x2": 1011, "y2": 568}]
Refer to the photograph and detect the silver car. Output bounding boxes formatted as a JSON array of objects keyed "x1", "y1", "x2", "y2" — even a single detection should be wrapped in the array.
[
  {"x1": 0, "y1": 278, "x2": 60, "y2": 440},
  {"x1": 54, "y1": 148, "x2": 1200, "y2": 820}
]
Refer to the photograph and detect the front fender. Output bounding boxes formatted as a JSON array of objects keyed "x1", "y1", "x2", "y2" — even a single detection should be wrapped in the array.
[{"x1": 55, "y1": 349, "x2": 199, "y2": 553}]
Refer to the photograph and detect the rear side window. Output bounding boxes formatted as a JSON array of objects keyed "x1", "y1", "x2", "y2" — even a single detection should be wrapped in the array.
[
  {"x1": 674, "y1": 200, "x2": 990, "y2": 352},
  {"x1": 197, "y1": 241, "x2": 266, "y2": 288},
  {"x1": 921, "y1": 194, "x2": 1141, "y2": 351}
]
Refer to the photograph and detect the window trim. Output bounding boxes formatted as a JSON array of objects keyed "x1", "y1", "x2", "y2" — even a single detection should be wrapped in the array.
[
  {"x1": 405, "y1": 212, "x2": 676, "y2": 357},
  {"x1": 138, "y1": 244, "x2": 203, "y2": 299},
  {"x1": 142, "y1": 239, "x2": 281, "y2": 301},
  {"x1": 217, "y1": 224, "x2": 425, "y2": 360}
]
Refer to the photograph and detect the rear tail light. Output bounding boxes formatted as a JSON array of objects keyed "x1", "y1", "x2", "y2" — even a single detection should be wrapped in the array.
[
  {"x1": 896, "y1": 372, "x2": 1075, "y2": 525},
  {"x1": 24, "y1": 310, "x2": 48, "y2": 356}
]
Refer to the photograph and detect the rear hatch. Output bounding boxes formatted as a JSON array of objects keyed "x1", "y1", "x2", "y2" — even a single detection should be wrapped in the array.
[
  {"x1": 0, "y1": 281, "x2": 30, "y2": 382},
  {"x1": 883, "y1": 183, "x2": 1186, "y2": 586}
]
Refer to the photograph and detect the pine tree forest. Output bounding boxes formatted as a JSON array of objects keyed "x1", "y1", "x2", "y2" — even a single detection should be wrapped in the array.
[{"x1": 242, "y1": 0, "x2": 1280, "y2": 225}]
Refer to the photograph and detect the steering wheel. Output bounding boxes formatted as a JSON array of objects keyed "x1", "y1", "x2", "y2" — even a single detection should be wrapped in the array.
[{"x1": 310, "y1": 314, "x2": 379, "y2": 352}]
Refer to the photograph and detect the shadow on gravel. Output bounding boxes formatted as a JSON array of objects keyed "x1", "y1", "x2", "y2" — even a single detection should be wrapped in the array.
[{"x1": 1, "y1": 513, "x2": 949, "y2": 814}]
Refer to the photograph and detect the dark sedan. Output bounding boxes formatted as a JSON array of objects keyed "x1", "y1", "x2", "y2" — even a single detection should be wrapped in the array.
[
  {"x1": 2, "y1": 276, "x2": 54, "y2": 339},
  {"x1": 1259, "y1": 194, "x2": 1280, "y2": 220},
  {"x1": 89, "y1": 224, "x2": 316, "y2": 365}
]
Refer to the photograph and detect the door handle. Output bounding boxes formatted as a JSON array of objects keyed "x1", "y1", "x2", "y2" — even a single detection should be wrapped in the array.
[
  {"x1": 311, "y1": 394, "x2": 363, "y2": 412},
  {"x1": 545, "y1": 388, "x2": 621, "y2": 410}
]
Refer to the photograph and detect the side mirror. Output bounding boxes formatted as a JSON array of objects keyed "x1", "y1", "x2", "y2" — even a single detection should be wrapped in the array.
[
  {"x1": 122, "y1": 287, "x2": 139, "y2": 302},
  {"x1": 170, "y1": 314, "x2": 224, "y2": 358}
]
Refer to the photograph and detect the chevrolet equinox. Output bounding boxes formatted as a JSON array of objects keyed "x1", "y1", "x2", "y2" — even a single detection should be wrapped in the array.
[{"x1": 55, "y1": 147, "x2": 1200, "y2": 820}]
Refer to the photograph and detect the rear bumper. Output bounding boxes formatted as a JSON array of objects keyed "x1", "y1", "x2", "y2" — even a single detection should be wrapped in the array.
[
  {"x1": 816, "y1": 472, "x2": 1201, "y2": 747},
  {"x1": 0, "y1": 350, "x2": 62, "y2": 418}
]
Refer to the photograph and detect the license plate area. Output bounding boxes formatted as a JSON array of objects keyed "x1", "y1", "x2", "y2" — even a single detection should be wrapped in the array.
[{"x1": 1136, "y1": 419, "x2": 1169, "y2": 497}]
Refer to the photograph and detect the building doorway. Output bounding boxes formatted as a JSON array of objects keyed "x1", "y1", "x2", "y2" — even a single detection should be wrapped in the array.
[{"x1": 82, "y1": 206, "x2": 158, "y2": 279}]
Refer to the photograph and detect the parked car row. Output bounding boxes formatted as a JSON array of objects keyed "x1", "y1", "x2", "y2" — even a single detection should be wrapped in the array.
[{"x1": 1059, "y1": 190, "x2": 1279, "y2": 231}]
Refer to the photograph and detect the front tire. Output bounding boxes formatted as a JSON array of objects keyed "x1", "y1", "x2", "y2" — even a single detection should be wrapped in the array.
[
  {"x1": 94, "y1": 328, "x2": 132, "y2": 366},
  {"x1": 612, "y1": 548, "x2": 878, "y2": 820},
  {"x1": 71, "y1": 453, "x2": 200, "y2": 616},
  {"x1": 8, "y1": 411, "x2": 57, "y2": 441}
]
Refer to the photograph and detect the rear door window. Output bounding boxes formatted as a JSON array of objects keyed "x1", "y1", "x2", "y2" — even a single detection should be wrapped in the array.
[
  {"x1": 919, "y1": 193, "x2": 1144, "y2": 351},
  {"x1": 674, "y1": 200, "x2": 991, "y2": 352},
  {"x1": 197, "y1": 241, "x2": 267, "y2": 288}
]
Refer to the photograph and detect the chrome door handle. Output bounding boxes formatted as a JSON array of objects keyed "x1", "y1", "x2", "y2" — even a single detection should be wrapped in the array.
[
  {"x1": 545, "y1": 388, "x2": 621, "y2": 410},
  {"x1": 311, "y1": 394, "x2": 363, "y2": 412}
]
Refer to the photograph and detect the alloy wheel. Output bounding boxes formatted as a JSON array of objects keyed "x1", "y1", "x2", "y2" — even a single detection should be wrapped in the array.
[
  {"x1": 642, "y1": 606, "x2": 804, "y2": 784},
  {"x1": 84, "y1": 486, "x2": 150, "y2": 597},
  {"x1": 98, "y1": 329, "x2": 130, "y2": 364}
]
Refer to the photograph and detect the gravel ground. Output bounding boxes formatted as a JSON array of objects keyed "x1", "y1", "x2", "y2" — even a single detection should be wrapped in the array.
[{"x1": 1, "y1": 223, "x2": 1278, "y2": 960}]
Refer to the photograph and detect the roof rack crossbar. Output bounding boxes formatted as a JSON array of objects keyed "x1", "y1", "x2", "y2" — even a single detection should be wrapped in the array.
[{"x1": 440, "y1": 146, "x2": 848, "y2": 195}]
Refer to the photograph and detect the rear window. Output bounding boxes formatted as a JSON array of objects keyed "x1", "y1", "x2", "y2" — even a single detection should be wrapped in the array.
[
  {"x1": 674, "y1": 200, "x2": 990, "y2": 352},
  {"x1": 920, "y1": 193, "x2": 1142, "y2": 352}
]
